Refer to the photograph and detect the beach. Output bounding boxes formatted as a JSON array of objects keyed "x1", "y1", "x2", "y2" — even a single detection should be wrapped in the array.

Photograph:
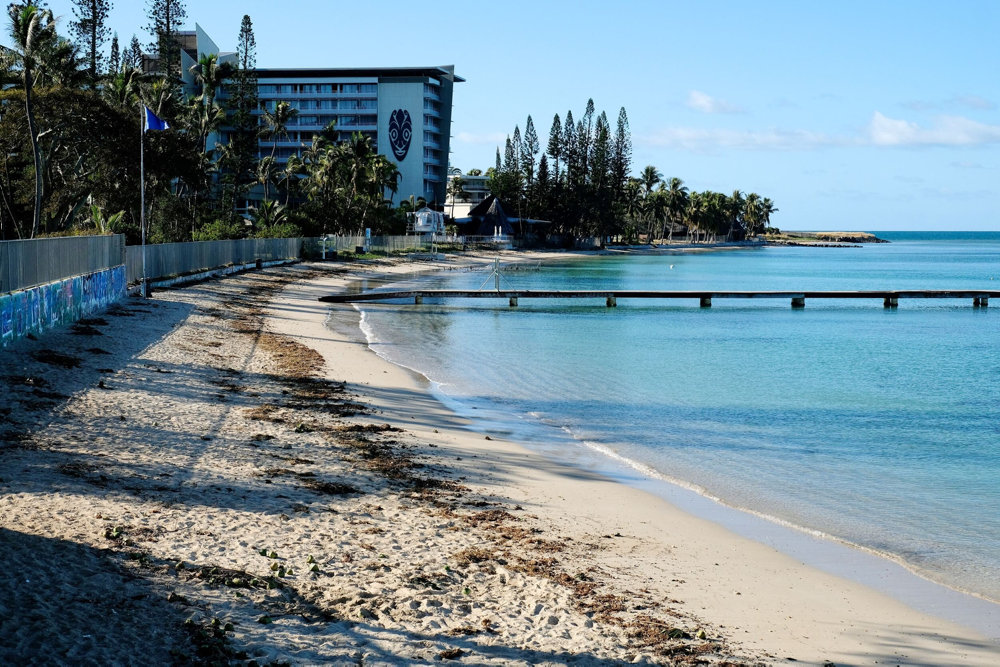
[{"x1": 1, "y1": 259, "x2": 998, "y2": 665}]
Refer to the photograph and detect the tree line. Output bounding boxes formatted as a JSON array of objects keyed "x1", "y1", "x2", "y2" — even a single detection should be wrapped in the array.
[
  {"x1": 470, "y1": 100, "x2": 777, "y2": 244},
  {"x1": 0, "y1": 1, "x2": 407, "y2": 242}
]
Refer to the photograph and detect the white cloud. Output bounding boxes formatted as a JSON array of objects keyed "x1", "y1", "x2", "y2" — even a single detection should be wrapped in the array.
[
  {"x1": 951, "y1": 160, "x2": 987, "y2": 170},
  {"x1": 868, "y1": 111, "x2": 1000, "y2": 146},
  {"x1": 685, "y1": 90, "x2": 745, "y2": 114},
  {"x1": 644, "y1": 111, "x2": 1000, "y2": 153},
  {"x1": 645, "y1": 127, "x2": 841, "y2": 152},
  {"x1": 454, "y1": 131, "x2": 508, "y2": 145},
  {"x1": 952, "y1": 95, "x2": 996, "y2": 111},
  {"x1": 901, "y1": 95, "x2": 996, "y2": 112}
]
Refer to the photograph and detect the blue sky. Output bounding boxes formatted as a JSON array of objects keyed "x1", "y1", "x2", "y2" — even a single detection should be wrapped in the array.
[{"x1": 19, "y1": 1, "x2": 1000, "y2": 230}]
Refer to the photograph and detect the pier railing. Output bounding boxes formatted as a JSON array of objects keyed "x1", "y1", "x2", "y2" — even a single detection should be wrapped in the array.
[{"x1": 320, "y1": 289, "x2": 996, "y2": 308}]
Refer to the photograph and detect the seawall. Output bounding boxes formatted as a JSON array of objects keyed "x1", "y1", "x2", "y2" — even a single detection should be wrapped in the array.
[{"x1": 0, "y1": 265, "x2": 126, "y2": 348}]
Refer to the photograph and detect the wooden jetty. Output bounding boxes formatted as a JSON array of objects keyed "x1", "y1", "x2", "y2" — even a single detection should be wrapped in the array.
[{"x1": 319, "y1": 289, "x2": 996, "y2": 308}]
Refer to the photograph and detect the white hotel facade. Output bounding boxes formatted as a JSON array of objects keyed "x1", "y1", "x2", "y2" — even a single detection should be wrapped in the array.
[{"x1": 178, "y1": 26, "x2": 463, "y2": 206}]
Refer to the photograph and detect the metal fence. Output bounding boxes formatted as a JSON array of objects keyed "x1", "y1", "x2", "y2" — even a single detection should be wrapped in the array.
[
  {"x1": 317, "y1": 234, "x2": 457, "y2": 254},
  {"x1": 126, "y1": 237, "x2": 302, "y2": 284},
  {"x1": 0, "y1": 235, "x2": 126, "y2": 294}
]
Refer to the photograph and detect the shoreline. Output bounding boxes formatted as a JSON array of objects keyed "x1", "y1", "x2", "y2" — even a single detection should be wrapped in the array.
[
  {"x1": 285, "y1": 258, "x2": 1000, "y2": 661},
  {"x1": 351, "y1": 257, "x2": 1000, "y2": 614},
  {"x1": 0, "y1": 256, "x2": 997, "y2": 663},
  {"x1": 346, "y1": 252, "x2": 1000, "y2": 615}
]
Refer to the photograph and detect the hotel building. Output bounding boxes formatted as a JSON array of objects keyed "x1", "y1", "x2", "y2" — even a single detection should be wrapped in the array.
[{"x1": 176, "y1": 25, "x2": 462, "y2": 206}]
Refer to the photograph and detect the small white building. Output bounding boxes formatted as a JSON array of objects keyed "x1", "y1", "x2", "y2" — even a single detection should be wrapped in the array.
[{"x1": 409, "y1": 207, "x2": 445, "y2": 234}]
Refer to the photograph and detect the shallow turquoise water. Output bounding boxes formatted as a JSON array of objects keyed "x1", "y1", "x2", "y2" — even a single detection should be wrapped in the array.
[{"x1": 356, "y1": 233, "x2": 1000, "y2": 600}]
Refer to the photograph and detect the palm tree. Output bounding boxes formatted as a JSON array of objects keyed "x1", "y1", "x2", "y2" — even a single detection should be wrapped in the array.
[
  {"x1": 189, "y1": 52, "x2": 233, "y2": 109},
  {"x1": 448, "y1": 175, "x2": 466, "y2": 217},
  {"x1": 729, "y1": 190, "x2": 746, "y2": 241},
  {"x1": 260, "y1": 100, "x2": 297, "y2": 163},
  {"x1": 280, "y1": 154, "x2": 305, "y2": 206},
  {"x1": 640, "y1": 164, "x2": 662, "y2": 197},
  {"x1": 102, "y1": 65, "x2": 144, "y2": 112},
  {"x1": 5, "y1": 4, "x2": 58, "y2": 237},
  {"x1": 760, "y1": 197, "x2": 778, "y2": 234},
  {"x1": 663, "y1": 177, "x2": 689, "y2": 243},
  {"x1": 250, "y1": 199, "x2": 287, "y2": 229},
  {"x1": 740, "y1": 192, "x2": 759, "y2": 239},
  {"x1": 256, "y1": 155, "x2": 277, "y2": 201},
  {"x1": 370, "y1": 153, "x2": 400, "y2": 207}
]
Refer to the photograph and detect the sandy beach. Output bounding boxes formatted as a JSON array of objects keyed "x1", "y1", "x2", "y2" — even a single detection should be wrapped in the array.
[{"x1": 2, "y1": 257, "x2": 998, "y2": 665}]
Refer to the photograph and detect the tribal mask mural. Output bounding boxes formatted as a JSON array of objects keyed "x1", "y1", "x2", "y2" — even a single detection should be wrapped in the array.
[{"x1": 388, "y1": 109, "x2": 413, "y2": 161}]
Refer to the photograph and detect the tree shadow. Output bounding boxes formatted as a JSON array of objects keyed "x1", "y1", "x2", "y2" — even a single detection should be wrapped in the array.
[{"x1": 0, "y1": 527, "x2": 188, "y2": 664}]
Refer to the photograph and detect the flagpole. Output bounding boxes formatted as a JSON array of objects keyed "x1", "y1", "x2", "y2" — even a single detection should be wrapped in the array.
[{"x1": 140, "y1": 105, "x2": 147, "y2": 297}]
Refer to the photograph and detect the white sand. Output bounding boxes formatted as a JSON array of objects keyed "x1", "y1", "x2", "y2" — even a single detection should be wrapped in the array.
[{"x1": 1, "y1": 259, "x2": 997, "y2": 665}]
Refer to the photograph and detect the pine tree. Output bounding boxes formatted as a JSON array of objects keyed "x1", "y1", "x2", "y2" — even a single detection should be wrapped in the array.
[
  {"x1": 561, "y1": 110, "x2": 576, "y2": 183},
  {"x1": 579, "y1": 98, "x2": 595, "y2": 177},
  {"x1": 503, "y1": 135, "x2": 516, "y2": 174},
  {"x1": 123, "y1": 34, "x2": 143, "y2": 71},
  {"x1": 227, "y1": 14, "x2": 259, "y2": 209},
  {"x1": 70, "y1": 0, "x2": 112, "y2": 84},
  {"x1": 145, "y1": 0, "x2": 187, "y2": 77},
  {"x1": 547, "y1": 113, "x2": 561, "y2": 180},
  {"x1": 108, "y1": 32, "x2": 119, "y2": 73},
  {"x1": 510, "y1": 126, "x2": 521, "y2": 175},
  {"x1": 611, "y1": 107, "x2": 632, "y2": 204},
  {"x1": 521, "y1": 115, "x2": 539, "y2": 186}
]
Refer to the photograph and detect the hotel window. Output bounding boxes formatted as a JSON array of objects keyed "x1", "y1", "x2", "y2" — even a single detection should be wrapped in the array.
[{"x1": 359, "y1": 83, "x2": 377, "y2": 94}]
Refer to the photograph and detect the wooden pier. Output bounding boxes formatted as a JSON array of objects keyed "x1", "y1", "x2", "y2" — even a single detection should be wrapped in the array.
[{"x1": 319, "y1": 289, "x2": 996, "y2": 308}]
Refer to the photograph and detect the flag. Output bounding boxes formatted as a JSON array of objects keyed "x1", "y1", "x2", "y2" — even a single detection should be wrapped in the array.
[{"x1": 144, "y1": 107, "x2": 169, "y2": 132}]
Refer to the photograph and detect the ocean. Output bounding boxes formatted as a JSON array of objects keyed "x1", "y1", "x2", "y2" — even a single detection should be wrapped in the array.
[{"x1": 351, "y1": 232, "x2": 1000, "y2": 604}]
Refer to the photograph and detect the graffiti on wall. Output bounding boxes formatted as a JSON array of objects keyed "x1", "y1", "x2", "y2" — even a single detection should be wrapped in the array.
[{"x1": 0, "y1": 265, "x2": 126, "y2": 347}]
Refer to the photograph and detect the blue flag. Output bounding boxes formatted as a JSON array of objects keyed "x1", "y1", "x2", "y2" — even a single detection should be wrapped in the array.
[{"x1": 144, "y1": 107, "x2": 169, "y2": 132}]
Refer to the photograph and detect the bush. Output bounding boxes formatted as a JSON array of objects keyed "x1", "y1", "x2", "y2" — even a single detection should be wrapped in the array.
[
  {"x1": 254, "y1": 221, "x2": 301, "y2": 239},
  {"x1": 194, "y1": 218, "x2": 246, "y2": 241}
]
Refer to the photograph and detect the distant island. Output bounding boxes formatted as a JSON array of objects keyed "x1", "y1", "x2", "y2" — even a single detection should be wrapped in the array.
[{"x1": 768, "y1": 231, "x2": 889, "y2": 245}]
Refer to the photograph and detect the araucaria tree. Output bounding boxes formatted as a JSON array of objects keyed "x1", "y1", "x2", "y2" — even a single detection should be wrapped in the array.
[
  {"x1": 145, "y1": 0, "x2": 186, "y2": 77},
  {"x1": 123, "y1": 34, "x2": 142, "y2": 70},
  {"x1": 107, "y1": 31, "x2": 119, "y2": 73},
  {"x1": 488, "y1": 100, "x2": 775, "y2": 245},
  {"x1": 69, "y1": 0, "x2": 111, "y2": 84},
  {"x1": 222, "y1": 14, "x2": 259, "y2": 209}
]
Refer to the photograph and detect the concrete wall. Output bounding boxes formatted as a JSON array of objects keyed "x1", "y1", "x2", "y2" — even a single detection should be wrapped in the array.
[{"x1": 0, "y1": 265, "x2": 126, "y2": 349}]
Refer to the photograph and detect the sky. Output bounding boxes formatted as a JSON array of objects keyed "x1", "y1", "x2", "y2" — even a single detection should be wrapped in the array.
[{"x1": 14, "y1": 0, "x2": 1000, "y2": 231}]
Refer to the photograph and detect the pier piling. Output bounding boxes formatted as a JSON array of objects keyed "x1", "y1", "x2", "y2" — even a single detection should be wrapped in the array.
[{"x1": 320, "y1": 289, "x2": 1000, "y2": 310}]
